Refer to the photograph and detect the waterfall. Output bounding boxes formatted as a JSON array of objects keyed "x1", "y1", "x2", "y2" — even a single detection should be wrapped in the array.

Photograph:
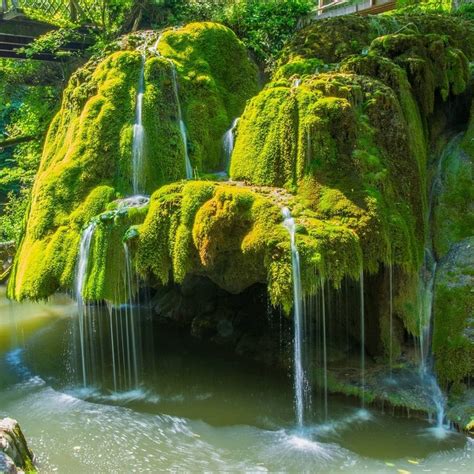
[
  {"x1": 415, "y1": 137, "x2": 463, "y2": 435},
  {"x1": 222, "y1": 118, "x2": 239, "y2": 172},
  {"x1": 292, "y1": 78, "x2": 301, "y2": 88},
  {"x1": 282, "y1": 207, "x2": 308, "y2": 428},
  {"x1": 75, "y1": 223, "x2": 96, "y2": 387},
  {"x1": 132, "y1": 55, "x2": 146, "y2": 195},
  {"x1": 170, "y1": 63, "x2": 193, "y2": 179},
  {"x1": 418, "y1": 250, "x2": 437, "y2": 374},
  {"x1": 123, "y1": 242, "x2": 139, "y2": 389},
  {"x1": 359, "y1": 267, "x2": 365, "y2": 408}
]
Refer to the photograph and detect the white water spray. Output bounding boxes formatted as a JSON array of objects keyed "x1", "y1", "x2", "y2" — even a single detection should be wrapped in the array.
[{"x1": 282, "y1": 207, "x2": 307, "y2": 428}]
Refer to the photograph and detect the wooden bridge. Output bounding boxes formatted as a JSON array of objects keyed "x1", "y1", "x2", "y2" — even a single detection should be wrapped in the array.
[
  {"x1": 300, "y1": 0, "x2": 397, "y2": 27},
  {"x1": 0, "y1": 0, "x2": 94, "y2": 60}
]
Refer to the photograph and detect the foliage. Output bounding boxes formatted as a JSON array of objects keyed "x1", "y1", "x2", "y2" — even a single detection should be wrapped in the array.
[
  {"x1": 19, "y1": 28, "x2": 84, "y2": 59},
  {"x1": 139, "y1": 0, "x2": 314, "y2": 66},
  {"x1": 0, "y1": 189, "x2": 29, "y2": 242},
  {"x1": 211, "y1": 0, "x2": 314, "y2": 66},
  {"x1": 0, "y1": 60, "x2": 61, "y2": 242},
  {"x1": 395, "y1": 0, "x2": 453, "y2": 13}
]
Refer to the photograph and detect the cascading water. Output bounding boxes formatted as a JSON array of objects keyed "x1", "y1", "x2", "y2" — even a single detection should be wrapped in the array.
[
  {"x1": 282, "y1": 207, "x2": 308, "y2": 428},
  {"x1": 75, "y1": 223, "x2": 96, "y2": 387},
  {"x1": 416, "y1": 136, "x2": 463, "y2": 436},
  {"x1": 222, "y1": 118, "x2": 239, "y2": 172},
  {"x1": 132, "y1": 54, "x2": 146, "y2": 195}
]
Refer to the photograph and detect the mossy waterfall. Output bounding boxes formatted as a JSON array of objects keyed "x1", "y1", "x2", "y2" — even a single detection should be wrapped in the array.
[{"x1": 1, "y1": 9, "x2": 474, "y2": 473}]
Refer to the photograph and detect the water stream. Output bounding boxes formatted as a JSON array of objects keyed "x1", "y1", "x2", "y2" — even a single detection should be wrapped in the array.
[
  {"x1": 415, "y1": 137, "x2": 463, "y2": 435},
  {"x1": 75, "y1": 223, "x2": 96, "y2": 387},
  {"x1": 282, "y1": 207, "x2": 307, "y2": 428},
  {"x1": 132, "y1": 55, "x2": 146, "y2": 195}
]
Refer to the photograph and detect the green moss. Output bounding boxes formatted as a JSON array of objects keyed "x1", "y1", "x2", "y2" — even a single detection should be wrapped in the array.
[
  {"x1": 231, "y1": 70, "x2": 424, "y2": 291},
  {"x1": 9, "y1": 22, "x2": 258, "y2": 301},
  {"x1": 433, "y1": 133, "x2": 474, "y2": 257},
  {"x1": 83, "y1": 205, "x2": 149, "y2": 303},
  {"x1": 433, "y1": 237, "x2": 474, "y2": 386},
  {"x1": 136, "y1": 181, "x2": 296, "y2": 311},
  {"x1": 157, "y1": 22, "x2": 259, "y2": 172},
  {"x1": 282, "y1": 13, "x2": 474, "y2": 66},
  {"x1": 369, "y1": 32, "x2": 469, "y2": 117}
]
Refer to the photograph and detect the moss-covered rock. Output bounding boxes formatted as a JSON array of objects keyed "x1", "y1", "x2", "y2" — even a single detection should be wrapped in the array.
[
  {"x1": 432, "y1": 133, "x2": 473, "y2": 258},
  {"x1": 433, "y1": 237, "x2": 474, "y2": 387},
  {"x1": 0, "y1": 418, "x2": 36, "y2": 473},
  {"x1": 8, "y1": 22, "x2": 258, "y2": 301},
  {"x1": 136, "y1": 181, "x2": 297, "y2": 311}
]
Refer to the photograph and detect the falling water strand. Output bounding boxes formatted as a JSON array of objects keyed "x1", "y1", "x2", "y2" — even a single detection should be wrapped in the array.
[
  {"x1": 415, "y1": 138, "x2": 464, "y2": 433},
  {"x1": 169, "y1": 63, "x2": 193, "y2": 179},
  {"x1": 360, "y1": 266, "x2": 365, "y2": 408},
  {"x1": 389, "y1": 262, "x2": 393, "y2": 377},
  {"x1": 132, "y1": 55, "x2": 145, "y2": 195},
  {"x1": 222, "y1": 118, "x2": 239, "y2": 172},
  {"x1": 123, "y1": 242, "x2": 139, "y2": 388},
  {"x1": 282, "y1": 207, "x2": 306, "y2": 428},
  {"x1": 107, "y1": 304, "x2": 117, "y2": 392},
  {"x1": 320, "y1": 276, "x2": 328, "y2": 420},
  {"x1": 75, "y1": 223, "x2": 96, "y2": 387}
]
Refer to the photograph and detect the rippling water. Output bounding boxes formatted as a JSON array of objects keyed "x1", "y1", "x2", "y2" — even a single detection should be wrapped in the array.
[{"x1": 0, "y1": 287, "x2": 472, "y2": 473}]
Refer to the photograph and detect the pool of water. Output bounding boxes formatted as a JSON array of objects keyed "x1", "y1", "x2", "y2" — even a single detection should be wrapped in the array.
[{"x1": 0, "y1": 287, "x2": 472, "y2": 473}]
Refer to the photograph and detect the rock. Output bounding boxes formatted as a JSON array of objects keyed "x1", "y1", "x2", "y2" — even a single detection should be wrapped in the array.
[
  {"x1": 0, "y1": 418, "x2": 35, "y2": 473},
  {"x1": 0, "y1": 241, "x2": 15, "y2": 281},
  {"x1": 0, "y1": 452, "x2": 17, "y2": 474}
]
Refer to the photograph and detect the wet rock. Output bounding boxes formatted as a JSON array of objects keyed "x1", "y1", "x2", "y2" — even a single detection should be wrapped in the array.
[
  {"x1": 0, "y1": 418, "x2": 35, "y2": 473},
  {"x1": 0, "y1": 241, "x2": 15, "y2": 281}
]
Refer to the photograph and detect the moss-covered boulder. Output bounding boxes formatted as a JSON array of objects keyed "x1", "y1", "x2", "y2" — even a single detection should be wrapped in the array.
[
  {"x1": 228, "y1": 13, "x2": 472, "y2": 346},
  {"x1": 433, "y1": 237, "x2": 474, "y2": 387},
  {"x1": 0, "y1": 418, "x2": 35, "y2": 473},
  {"x1": 8, "y1": 22, "x2": 258, "y2": 301}
]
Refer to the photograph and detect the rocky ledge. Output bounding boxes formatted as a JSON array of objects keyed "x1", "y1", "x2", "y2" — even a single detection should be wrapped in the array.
[{"x1": 0, "y1": 418, "x2": 35, "y2": 474}]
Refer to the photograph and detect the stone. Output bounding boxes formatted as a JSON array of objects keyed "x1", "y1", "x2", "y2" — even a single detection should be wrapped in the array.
[{"x1": 0, "y1": 418, "x2": 35, "y2": 473}]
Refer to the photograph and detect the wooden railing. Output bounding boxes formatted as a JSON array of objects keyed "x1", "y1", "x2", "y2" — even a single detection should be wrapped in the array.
[
  {"x1": 1, "y1": 0, "x2": 102, "y2": 23},
  {"x1": 299, "y1": 0, "x2": 396, "y2": 26}
]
